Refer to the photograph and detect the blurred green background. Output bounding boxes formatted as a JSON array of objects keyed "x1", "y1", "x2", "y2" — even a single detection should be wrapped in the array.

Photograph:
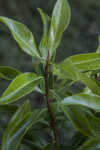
[{"x1": 0, "y1": 0, "x2": 100, "y2": 148}]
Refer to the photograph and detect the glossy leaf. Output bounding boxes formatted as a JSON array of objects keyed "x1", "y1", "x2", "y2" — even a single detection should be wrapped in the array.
[
  {"x1": 1, "y1": 101, "x2": 46, "y2": 150},
  {"x1": 1, "y1": 100, "x2": 31, "y2": 150},
  {"x1": 5, "y1": 109, "x2": 46, "y2": 150},
  {"x1": 0, "y1": 17, "x2": 40, "y2": 58},
  {"x1": 77, "y1": 72, "x2": 100, "y2": 95},
  {"x1": 62, "y1": 53, "x2": 100, "y2": 71},
  {"x1": 48, "y1": 0, "x2": 70, "y2": 57},
  {"x1": 86, "y1": 115, "x2": 100, "y2": 137},
  {"x1": 0, "y1": 66, "x2": 21, "y2": 80},
  {"x1": 50, "y1": 90, "x2": 94, "y2": 137},
  {"x1": 0, "y1": 73, "x2": 43, "y2": 104},
  {"x1": 53, "y1": 60, "x2": 78, "y2": 81},
  {"x1": 38, "y1": 8, "x2": 51, "y2": 58},
  {"x1": 61, "y1": 93, "x2": 100, "y2": 112},
  {"x1": 78, "y1": 138, "x2": 100, "y2": 150},
  {"x1": 63, "y1": 53, "x2": 100, "y2": 65}
]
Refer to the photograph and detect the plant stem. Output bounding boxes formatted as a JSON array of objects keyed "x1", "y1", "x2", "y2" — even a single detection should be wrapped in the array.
[{"x1": 44, "y1": 53, "x2": 60, "y2": 150}]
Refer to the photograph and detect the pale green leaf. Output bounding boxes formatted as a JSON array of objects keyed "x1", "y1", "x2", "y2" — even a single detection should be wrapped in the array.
[
  {"x1": 48, "y1": 0, "x2": 70, "y2": 57},
  {"x1": 0, "y1": 66, "x2": 21, "y2": 80},
  {"x1": 61, "y1": 93, "x2": 100, "y2": 112},
  {"x1": 0, "y1": 73, "x2": 43, "y2": 104},
  {"x1": 38, "y1": 8, "x2": 51, "y2": 58},
  {"x1": 62, "y1": 53, "x2": 100, "y2": 71},
  {"x1": 0, "y1": 17, "x2": 40, "y2": 58},
  {"x1": 53, "y1": 60, "x2": 78, "y2": 81}
]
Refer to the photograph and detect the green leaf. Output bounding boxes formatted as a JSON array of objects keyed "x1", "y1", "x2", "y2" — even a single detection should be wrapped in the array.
[
  {"x1": 1, "y1": 101, "x2": 47, "y2": 150},
  {"x1": 86, "y1": 115, "x2": 100, "y2": 137},
  {"x1": 69, "y1": 132, "x2": 87, "y2": 150},
  {"x1": 57, "y1": 79, "x2": 74, "y2": 92},
  {"x1": 97, "y1": 36, "x2": 100, "y2": 53},
  {"x1": 38, "y1": 8, "x2": 51, "y2": 59},
  {"x1": 62, "y1": 53, "x2": 100, "y2": 71},
  {"x1": 0, "y1": 73, "x2": 43, "y2": 104},
  {"x1": 61, "y1": 93, "x2": 100, "y2": 112},
  {"x1": 0, "y1": 66, "x2": 21, "y2": 80},
  {"x1": 48, "y1": 72, "x2": 54, "y2": 89},
  {"x1": 1, "y1": 100, "x2": 31, "y2": 150},
  {"x1": 0, "y1": 105, "x2": 18, "y2": 115},
  {"x1": 50, "y1": 90, "x2": 94, "y2": 137},
  {"x1": 44, "y1": 142, "x2": 56, "y2": 150},
  {"x1": 48, "y1": 0, "x2": 70, "y2": 57},
  {"x1": 77, "y1": 138, "x2": 100, "y2": 150},
  {"x1": 53, "y1": 60, "x2": 78, "y2": 81},
  {"x1": 37, "y1": 8, "x2": 51, "y2": 36},
  {"x1": 77, "y1": 72, "x2": 100, "y2": 95},
  {"x1": 22, "y1": 131, "x2": 46, "y2": 150},
  {"x1": 0, "y1": 17, "x2": 40, "y2": 58}
]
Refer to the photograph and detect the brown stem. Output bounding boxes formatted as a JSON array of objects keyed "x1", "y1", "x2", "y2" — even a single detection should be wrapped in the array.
[{"x1": 44, "y1": 52, "x2": 60, "y2": 150}]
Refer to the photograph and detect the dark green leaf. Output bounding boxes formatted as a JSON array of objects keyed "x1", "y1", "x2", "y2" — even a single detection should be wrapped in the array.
[
  {"x1": 0, "y1": 105, "x2": 18, "y2": 115},
  {"x1": 48, "y1": 72, "x2": 54, "y2": 89},
  {"x1": 0, "y1": 17, "x2": 40, "y2": 58},
  {"x1": 0, "y1": 73, "x2": 43, "y2": 104},
  {"x1": 78, "y1": 138, "x2": 100, "y2": 150},
  {"x1": 0, "y1": 66, "x2": 21, "y2": 80},
  {"x1": 86, "y1": 115, "x2": 100, "y2": 137},
  {"x1": 1, "y1": 101, "x2": 46, "y2": 150},
  {"x1": 50, "y1": 90, "x2": 94, "y2": 137},
  {"x1": 1, "y1": 100, "x2": 31, "y2": 150}
]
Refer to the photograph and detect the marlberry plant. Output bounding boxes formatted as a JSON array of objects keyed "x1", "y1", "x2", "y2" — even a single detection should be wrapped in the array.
[{"x1": 0, "y1": 0, "x2": 100, "y2": 149}]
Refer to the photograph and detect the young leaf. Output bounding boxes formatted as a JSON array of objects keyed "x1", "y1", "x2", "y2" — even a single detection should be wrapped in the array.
[
  {"x1": 0, "y1": 17, "x2": 40, "y2": 58},
  {"x1": 38, "y1": 8, "x2": 51, "y2": 59},
  {"x1": 61, "y1": 93, "x2": 100, "y2": 112},
  {"x1": 0, "y1": 66, "x2": 21, "y2": 80},
  {"x1": 0, "y1": 73, "x2": 43, "y2": 104},
  {"x1": 48, "y1": 0, "x2": 70, "y2": 57}
]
